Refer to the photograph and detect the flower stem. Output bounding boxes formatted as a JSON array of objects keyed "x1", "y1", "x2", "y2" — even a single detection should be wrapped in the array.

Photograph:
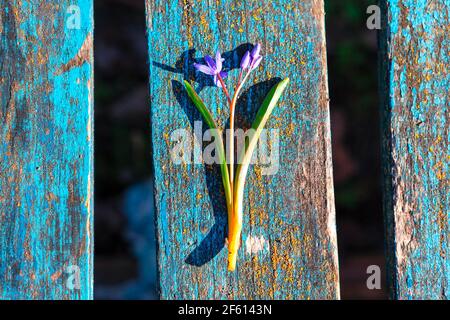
[
  {"x1": 229, "y1": 69, "x2": 251, "y2": 184},
  {"x1": 227, "y1": 69, "x2": 251, "y2": 271},
  {"x1": 227, "y1": 209, "x2": 242, "y2": 271},
  {"x1": 217, "y1": 74, "x2": 232, "y2": 106}
]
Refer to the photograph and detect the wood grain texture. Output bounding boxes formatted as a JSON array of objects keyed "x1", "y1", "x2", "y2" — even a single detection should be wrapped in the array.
[
  {"x1": 380, "y1": 0, "x2": 449, "y2": 299},
  {"x1": 146, "y1": 0, "x2": 339, "y2": 299},
  {"x1": 0, "y1": 0, "x2": 93, "y2": 299}
]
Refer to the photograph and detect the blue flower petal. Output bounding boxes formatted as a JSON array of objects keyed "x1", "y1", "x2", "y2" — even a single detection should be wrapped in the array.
[
  {"x1": 251, "y1": 44, "x2": 261, "y2": 59},
  {"x1": 213, "y1": 74, "x2": 222, "y2": 88},
  {"x1": 219, "y1": 71, "x2": 228, "y2": 79},
  {"x1": 194, "y1": 63, "x2": 215, "y2": 75},
  {"x1": 204, "y1": 55, "x2": 216, "y2": 70},
  {"x1": 251, "y1": 56, "x2": 263, "y2": 70},
  {"x1": 240, "y1": 51, "x2": 251, "y2": 69},
  {"x1": 215, "y1": 51, "x2": 223, "y2": 71}
]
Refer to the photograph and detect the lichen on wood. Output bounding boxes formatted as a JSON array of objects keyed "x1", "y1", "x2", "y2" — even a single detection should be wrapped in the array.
[
  {"x1": 146, "y1": 0, "x2": 339, "y2": 299},
  {"x1": 0, "y1": 0, "x2": 94, "y2": 299},
  {"x1": 380, "y1": 0, "x2": 450, "y2": 300}
]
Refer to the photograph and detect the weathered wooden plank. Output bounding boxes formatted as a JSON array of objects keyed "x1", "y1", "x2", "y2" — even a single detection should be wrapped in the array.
[
  {"x1": 146, "y1": 0, "x2": 339, "y2": 299},
  {"x1": 0, "y1": 0, "x2": 93, "y2": 299},
  {"x1": 380, "y1": 0, "x2": 450, "y2": 299}
]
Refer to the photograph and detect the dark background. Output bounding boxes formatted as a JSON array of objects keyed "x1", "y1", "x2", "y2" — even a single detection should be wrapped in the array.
[{"x1": 94, "y1": 0, "x2": 386, "y2": 299}]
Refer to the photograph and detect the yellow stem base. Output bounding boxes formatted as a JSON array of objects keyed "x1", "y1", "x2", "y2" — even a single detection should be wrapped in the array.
[
  {"x1": 227, "y1": 251, "x2": 238, "y2": 271},
  {"x1": 227, "y1": 223, "x2": 242, "y2": 272}
]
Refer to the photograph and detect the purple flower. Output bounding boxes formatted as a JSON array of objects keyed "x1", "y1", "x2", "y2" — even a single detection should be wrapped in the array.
[
  {"x1": 250, "y1": 44, "x2": 263, "y2": 70},
  {"x1": 194, "y1": 51, "x2": 228, "y2": 87},
  {"x1": 240, "y1": 51, "x2": 251, "y2": 69},
  {"x1": 240, "y1": 43, "x2": 263, "y2": 71}
]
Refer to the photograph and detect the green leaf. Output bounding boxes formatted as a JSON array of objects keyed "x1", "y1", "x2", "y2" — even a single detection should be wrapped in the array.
[
  {"x1": 234, "y1": 78, "x2": 289, "y2": 216},
  {"x1": 183, "y1": 80, "x2": 232, "y2": 208}
]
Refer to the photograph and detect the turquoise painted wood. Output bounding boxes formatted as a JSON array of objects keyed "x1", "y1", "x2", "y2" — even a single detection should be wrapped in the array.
[
  {"x1": 146, "y1": 0, "x2": 340, "y2": 299},
  {"x1": 380, "y1": 0, "x2": 450, "y2": 299},
  {"x1": 0, "y1": 1, "x2": 94, "y2": 299}
]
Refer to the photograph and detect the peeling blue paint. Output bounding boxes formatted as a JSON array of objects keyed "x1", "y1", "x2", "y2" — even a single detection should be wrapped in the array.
[
  {"x1": 381, "y1": 0, "x2": 450, "y2": 300},
  {"x1": 146, "y1": 0, "x2": 339, "y2": 299},
  {"x1": 0, "y1": 0, "x2": 93, "y2": 300}
]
